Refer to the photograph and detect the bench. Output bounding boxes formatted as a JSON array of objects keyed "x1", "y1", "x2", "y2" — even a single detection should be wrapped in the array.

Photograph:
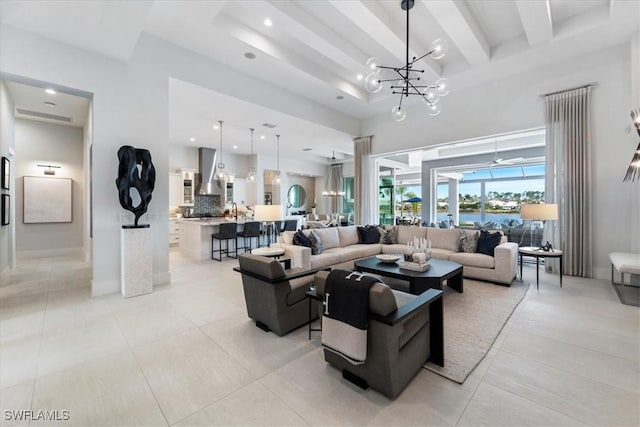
[{"x1": 609, "y1": 252, "x2": 640, "y2": 306}]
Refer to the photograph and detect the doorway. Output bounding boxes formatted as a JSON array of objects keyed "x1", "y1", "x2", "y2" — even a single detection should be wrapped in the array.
[{"x1": 0, "y1": 76, "x2": 93, "y2": 275}]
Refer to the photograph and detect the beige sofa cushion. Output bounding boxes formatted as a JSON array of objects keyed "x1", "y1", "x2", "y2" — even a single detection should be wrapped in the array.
[
  {"x1": 430, "y1": 248, "x2": 457, "y2": 260},
  {"x1": 310, "y1": 252, "x2": 341, "y2": 269},
  {"x1": 396, "y1": 225, "x2": 426, "y2": 244},
  {"x1": 338, "y1": 226, "x2": 360, "y2": 247},
  {"x1": 281, "y1": 231, "x2": 296, "y2": 245},
  {"x1": 350, "y1": 243, "x2": 384, "y2": 258},
  {"x1": 381, "y1": 244, "x2": 411, "y2": 255},
  {"x1": 426, "y1": 228, "x2": 461, "y2": 252},
  {"x1": 450, "y1": 252, "x2": 495, "y2": 269},
  {"x1": 312, "y1": 227, "x2": 341, "y2": 249}
]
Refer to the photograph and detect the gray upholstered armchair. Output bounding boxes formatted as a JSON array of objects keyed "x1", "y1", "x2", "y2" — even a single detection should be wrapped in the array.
[
  {"x1": 314, "y1": 270, "x2": 443, "y2": 399},
  {"x1": 235, "y1": 254, "x2": 319, "y2": 336}
]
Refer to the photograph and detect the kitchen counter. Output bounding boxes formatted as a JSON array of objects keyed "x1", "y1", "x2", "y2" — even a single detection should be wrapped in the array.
[
  {"x1": 182, "y1": 218, "x2": 250, "y2": 227},
  {"x1": 180, "y1": 219, "x2": 248, "y2": 260}
]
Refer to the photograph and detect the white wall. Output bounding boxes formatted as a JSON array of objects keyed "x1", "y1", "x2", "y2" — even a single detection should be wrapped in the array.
[
  {"x1": 364, "y1": 43, "x2": 637, "y2": 279},
  {"x1": 83, "y1": 102, "x2": 92, "y2": 262},
  {"x1": 14, "y1": 119, "x2": 84, "y2": 254},
  {"x1": 0, "y1": 80, "x2": 15, "y2": 273},
  {"x1": 0, "y1": 25, "x2": 360, "y2": 294},
  {"x1": 168, "y1": 145, "x2": 198, "y2": 173}
]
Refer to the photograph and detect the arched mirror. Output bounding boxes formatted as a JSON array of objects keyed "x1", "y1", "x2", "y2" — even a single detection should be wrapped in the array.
[{"x1": 287, "y1": 184, "x2": 306, "y2": 208}]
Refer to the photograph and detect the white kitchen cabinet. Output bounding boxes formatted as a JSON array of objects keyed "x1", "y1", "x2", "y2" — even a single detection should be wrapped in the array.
[
  {"x1": 169, "y1": 173, "x2": 181, "y2": 208},
  {"x1": 233, "y1": 178, "x2": 247, "y2": 205},
  {"x1": 169, "y1": 219, "x2": 182, "y2": 247},
  {"x1": 180, "y1": 169, "x2": 195, "y2": 206}
]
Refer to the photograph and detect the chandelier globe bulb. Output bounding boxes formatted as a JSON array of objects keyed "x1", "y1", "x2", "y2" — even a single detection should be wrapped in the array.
[{"x1": 391, "y1": 105, "x2": 407, "y2": 122}]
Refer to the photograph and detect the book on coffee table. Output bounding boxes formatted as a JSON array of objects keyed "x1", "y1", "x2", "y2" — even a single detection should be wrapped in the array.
[{"x1": 398, "y1": 261, "x2": 431, "y2": 272}]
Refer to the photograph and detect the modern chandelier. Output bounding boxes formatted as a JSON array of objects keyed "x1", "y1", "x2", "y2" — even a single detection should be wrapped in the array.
[
  {"x1": 363, "y1": 0, "x2": 449, "y2": 121},
  {"x1": 322, "y1": 151, "x2": 345, "y2": 197}
]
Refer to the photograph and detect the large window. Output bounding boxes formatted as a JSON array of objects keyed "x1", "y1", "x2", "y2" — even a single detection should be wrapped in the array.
[
  {"x1": 379, "y1": 176, "x2": 394, "y2": 225},
  {"x1": 436, "y1": 164, "x2": 545, "y2": 226},
  {"x1": 342, "y1": 177, "x2": 354, "y2": 216}
]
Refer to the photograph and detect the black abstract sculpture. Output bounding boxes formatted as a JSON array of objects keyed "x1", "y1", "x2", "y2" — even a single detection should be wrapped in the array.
[{"x1": 116, "y1": 145, "x2": 156, "y2": 227}]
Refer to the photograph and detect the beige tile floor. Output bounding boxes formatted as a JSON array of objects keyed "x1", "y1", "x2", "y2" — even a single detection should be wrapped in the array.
[{"x1": 0, "y1": 252, "x2": 638, "y2": 427}]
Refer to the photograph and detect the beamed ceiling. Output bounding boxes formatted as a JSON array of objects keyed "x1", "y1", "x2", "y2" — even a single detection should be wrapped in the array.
[{"x1": 1, "y1": 0, "x2": 638, "y2": 161}]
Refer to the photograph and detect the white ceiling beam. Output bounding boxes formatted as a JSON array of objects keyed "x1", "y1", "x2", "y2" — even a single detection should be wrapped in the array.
[
  {"x1": 328, "y1": 0, "x2": 440, "y2": 80},
  {"x1": 259, "y1": 0, "x2": 367, "y2": 73},
  {"x1": 146, "y1": 1, "x2": 226, "y2": 29},
  {"x1": 420, "y1": 0, "x2": 490, "y2": 64},
  {"x1": 215, "y1": 14, "x2": 368, "y2": 102},
  {"x1": 514, "y1": 0, "x2": 553, "y2": 46}
]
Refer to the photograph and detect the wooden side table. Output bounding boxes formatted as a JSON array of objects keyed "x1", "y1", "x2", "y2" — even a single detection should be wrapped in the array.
[{"x1": 518, "y1": 246, "x2": 563, "y2": 290}]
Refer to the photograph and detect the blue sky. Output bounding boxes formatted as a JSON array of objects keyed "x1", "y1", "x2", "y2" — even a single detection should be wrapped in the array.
[{"x1": 437, "y1": 179, "x2": 545, "y2": 198}]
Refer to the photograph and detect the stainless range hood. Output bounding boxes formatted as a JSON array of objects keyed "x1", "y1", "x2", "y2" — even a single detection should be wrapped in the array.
[{"x1": 198, "y1": 148, "x2": 224, "y2": 195}]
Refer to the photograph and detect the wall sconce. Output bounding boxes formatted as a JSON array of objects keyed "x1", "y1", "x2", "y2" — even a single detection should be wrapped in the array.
[{"x1": 37, "y1": 164, "x2": 61, "y2": 176}]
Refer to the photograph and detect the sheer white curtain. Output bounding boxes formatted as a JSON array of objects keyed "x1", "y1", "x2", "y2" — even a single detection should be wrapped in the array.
[
  {"x1": 354, "y1": 136, "x2": 376, "y2": 225},
  {"x1": 327, "y1": 163, "x2": 343, "y2": 215},
  {"x1": 544, "y1": 87, "x2": 593, "y2": 277}
]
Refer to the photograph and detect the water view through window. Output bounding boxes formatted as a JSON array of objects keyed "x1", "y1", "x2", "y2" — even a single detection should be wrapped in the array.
[{"x1": 437, "y1": 164, "x2": 545, "y2": 226}]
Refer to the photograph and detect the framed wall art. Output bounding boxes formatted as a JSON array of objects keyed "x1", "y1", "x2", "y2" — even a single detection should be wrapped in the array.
[
  {"x1": 1, "y1": 157, "x2": 9, "y2": 190},
  {"x1": 23, "y1": 176, "x2": 73, "y2": 223},
  {"x1": 1, "y1": 194, "x2": 8, "y2": 226}
]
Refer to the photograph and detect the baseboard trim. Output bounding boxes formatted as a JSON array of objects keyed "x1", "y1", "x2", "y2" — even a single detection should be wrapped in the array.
[
  {"x1": 91, "y1": 278, "x2": 119, "y2": 297},
  {"x1": 17, "y1": 247, "x2": 85, "y2": 259}
]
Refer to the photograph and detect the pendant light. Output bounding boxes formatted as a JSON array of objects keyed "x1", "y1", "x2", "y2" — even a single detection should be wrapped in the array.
[
  {"x1": 271, "y1": 134, "x2": 281, "y2": 185},
  {"x1": 246, "y1": 128, "x2": 257, "y2": 182},
  {"x1": 216, "y1": 120, "x2": 229, "y2": 182}
]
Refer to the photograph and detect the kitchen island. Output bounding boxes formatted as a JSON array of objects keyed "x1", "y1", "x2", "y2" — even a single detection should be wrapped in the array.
[{"x1": 181, "y1": 218, "x2": 247, "y2": 261}]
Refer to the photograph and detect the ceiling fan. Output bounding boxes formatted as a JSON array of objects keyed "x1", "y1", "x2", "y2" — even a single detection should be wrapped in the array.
[{"x1": 487, "y1": 140, "x2": 523, "y2": 167}]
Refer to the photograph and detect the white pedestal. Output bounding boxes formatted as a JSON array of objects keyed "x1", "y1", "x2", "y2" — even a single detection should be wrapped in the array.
[{"x1": 121, "y1": 227, "x2": 152, "y2": 298}]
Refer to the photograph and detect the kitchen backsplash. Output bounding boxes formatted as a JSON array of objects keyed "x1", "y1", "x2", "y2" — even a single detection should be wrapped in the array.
[{"x1": 193, "y1": 194, "x2": 222, "y2": 216}]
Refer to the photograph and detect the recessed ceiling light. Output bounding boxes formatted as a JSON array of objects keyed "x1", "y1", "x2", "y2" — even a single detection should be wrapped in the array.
[
  {"x1": 356, "y1": 74, "x2": 363, "y2": 80},
  {"x1": 45, "y1": 88, "x2": 56, "y2": 95},
  {"x1": 43, "y1": 101, "x2": 56, "y2": 107},
  {"x1": 244, "y1": 52, "x2": 256, "y2": 59},
  {"x1": 190, "y1": 137, "x2": 195, "y2": 142},
  {"x1": 260, "y1": 135, "x2": 265, "y2": 140},
  {"x1": 302, "y1": 148, "x2": 312, "y2": 151},
  {"x1": 233, "y1": 145, "x2": 238, "y2": 149},
  {"x1": 264, "y1": 18, "x2": 273, "y2": 27},
  {"x1": 213, "y1": 124, "x2": 219, "y2": 129},
  {"x1": 336, "y1": 95, "x2": 344, "y2": 100}
]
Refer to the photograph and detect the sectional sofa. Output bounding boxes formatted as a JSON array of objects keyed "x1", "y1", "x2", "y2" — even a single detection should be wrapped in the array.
[{"x1": 278, "y1": 225, "x2": 518, "y2": 285}]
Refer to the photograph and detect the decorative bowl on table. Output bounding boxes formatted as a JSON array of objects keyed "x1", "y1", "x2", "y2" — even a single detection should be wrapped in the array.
[{"x1": 376, "y1": 254, "x2": 401, "y2": 264}]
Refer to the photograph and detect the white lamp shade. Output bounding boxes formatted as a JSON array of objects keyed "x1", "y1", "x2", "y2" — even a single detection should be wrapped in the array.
[
  {"x1": 254, "y1": 205, "x2": 283, "y2": 222},
  {"x1": 520, "y1": 203, "x2": 558, "y2": 221}
]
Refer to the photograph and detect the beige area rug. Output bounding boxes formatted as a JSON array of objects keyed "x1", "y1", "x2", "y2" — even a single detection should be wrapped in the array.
[{"x1": 423, "y1": 279, "x2": 530, "y2": 384}]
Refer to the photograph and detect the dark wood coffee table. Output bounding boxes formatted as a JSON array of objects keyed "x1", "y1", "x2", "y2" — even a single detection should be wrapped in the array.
[{"x1": 354, "y1": 256, "x2": 463, "y2": 294}]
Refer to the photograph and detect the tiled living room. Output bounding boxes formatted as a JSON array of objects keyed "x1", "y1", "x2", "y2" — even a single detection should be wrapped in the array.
[
  {"x1": 1, "y1": 1, "x2": 639, "y2": 426},
  {"x1": 1, "y1": 252, "x2": 638, "y2": 426}
]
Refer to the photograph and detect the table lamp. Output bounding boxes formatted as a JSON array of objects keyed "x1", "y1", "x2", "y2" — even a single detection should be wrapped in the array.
[
  {"x1": 254, "y1": 204, "x2": 283, "y2": 246},
  {"x1": 520, "y1": 203, "x2": 558, "y2": 250}
]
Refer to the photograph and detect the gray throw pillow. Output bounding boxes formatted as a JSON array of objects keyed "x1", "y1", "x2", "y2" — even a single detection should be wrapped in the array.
[
  {"x1": 459, "y1": 230, "x2": 478, "y2": 253},
  {"x1": 378, "y1": 227, "x2": 394, "y2": 244},
  {"x1": 308, "y1": 230, "x2": 324, "y2": 255}
]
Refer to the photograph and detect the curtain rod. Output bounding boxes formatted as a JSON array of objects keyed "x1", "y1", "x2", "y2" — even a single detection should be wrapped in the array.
[{"x1": 540, "y1": 82, "x2": 598, "y2": 98}]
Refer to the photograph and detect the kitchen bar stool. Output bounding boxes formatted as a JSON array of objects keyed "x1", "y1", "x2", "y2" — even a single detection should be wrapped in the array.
[
  {"x1": 211, "y1": 222, "x2": 238, "y2": 261},
  {"x1": 237, "y1": 221, "x2": 261, "y2": 254}
]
